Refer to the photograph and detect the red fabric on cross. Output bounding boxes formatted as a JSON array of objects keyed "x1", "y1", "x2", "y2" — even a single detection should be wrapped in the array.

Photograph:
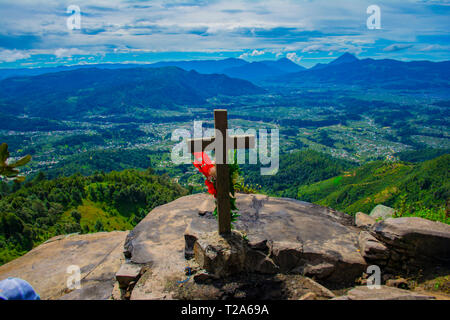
[{"x1": 193, "y1": 152, "x2": 217, "y2": 197}]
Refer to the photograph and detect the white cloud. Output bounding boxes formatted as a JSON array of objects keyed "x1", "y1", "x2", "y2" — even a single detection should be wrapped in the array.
[
  {"x1": 286, "y1": 52, "x2": 301, "y2": 63},
  {"x1": 419, "y1": 44, "x2": 448, "y2": 51},
  {"x1": 383, "y1": 44, "x2": 414, "y2": 52},
  {"x1": 0, "y1": 49, "x2": 31, "y2": 62},
  {"x1": 300, "y1": 40, "x2": 364, "y2": 55},
  {"x1": 0, "y1": 0, "x2": 448, "y2": 63},
  {"x1": 302, "y1": 44, "x2": 326, "y2": 53},
  {"x1": 54, "y1": 48, "x2": 87, "y2": 58},
  {"x1": 239, "y1": 49, "x2": 265, "y2": 59}
]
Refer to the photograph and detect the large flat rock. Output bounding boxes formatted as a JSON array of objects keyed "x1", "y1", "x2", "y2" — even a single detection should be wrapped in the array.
[
  {"x1": 125, "y1": 193, "x2": 366, "y2": 299},
  {"x1": 370, "y1": 217, "x2": 450, "y2": 271},
  {"x1": 0, "y1": 231, "x2": 128, "y2": 300}
]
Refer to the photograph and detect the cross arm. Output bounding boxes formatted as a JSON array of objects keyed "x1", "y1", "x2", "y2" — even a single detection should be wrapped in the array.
[
  {"x1": 187, "y1": 135, "x2": 255, "y2": 153},
  {"x1": 187, "y1": 137, "x2": 215, "y2": 153}
]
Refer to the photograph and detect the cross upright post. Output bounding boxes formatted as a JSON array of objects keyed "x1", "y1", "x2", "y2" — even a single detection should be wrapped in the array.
[
  {"x1": 214, "y1": 110, "x2": 231, "y2": 234},
  {"x1": 187, "y1": 109, "x2": 255, "y2": 235}
]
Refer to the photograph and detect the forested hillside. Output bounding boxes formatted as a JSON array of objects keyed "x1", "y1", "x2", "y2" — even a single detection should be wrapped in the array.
[
  {"x1": 241, "y1": 150, "x2": 449, "y2": 224},
  {"x1": 242, "y1": 150, "x2": 355, "y2": 198},
  {"x1": 0, "y1": 169, "x2": 187, "y2": 265},
  {"x1": 297, "y1": 154, "x2": 449, "y2": 223},
  {"x1": 0, "y1": 67, "x2": 264, "y2": 120}
]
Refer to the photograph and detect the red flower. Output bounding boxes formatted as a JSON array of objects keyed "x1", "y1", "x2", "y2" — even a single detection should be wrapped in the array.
[
  {"x1": 193, "y1": 152, "x2": 215, "y2": 178},
  {"x1": 193, "y1": 152, "x2": 217, "y2": 197},
  {"x1": 205, "y1": 179, "x2": 217, "y2": 197}
]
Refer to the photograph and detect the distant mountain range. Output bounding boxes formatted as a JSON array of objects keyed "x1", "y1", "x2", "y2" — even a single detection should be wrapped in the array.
[
  {"x1": 0, "y1": 54, "x2": 448, "y2": 120},
  {"x1": 0, "y1": 57, "x2": 305, "y2": 82},
  {"x1": 0, "y1": 67, "x2": 264, "y2": 120},
  {"x1": 1, "y1": 53, "x2": 448, "y2": 90},
  {"x1": 152, "y1": 57, "x2": 305, "y2": 81},
  {"x1": 311, "y1": 52, "x2": 359, "y2": 70},
  {"x1": 273, "y1": 53, "x2": 450, "y2": 90}
]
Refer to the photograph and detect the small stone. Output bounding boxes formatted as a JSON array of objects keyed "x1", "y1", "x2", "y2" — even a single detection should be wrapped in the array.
[
  {"x1": 193, "y1": 272, "x2": 218, "y2": 283},
  {"x1": 302, "y1": 277, "x2": 336, "y2": 299},
  {"x1": 386, "y1": 278, "x2": 409, "y2": 289},
  {"x1": 299, "y1": 292, "x2": 317, "y2": 300},
  {"x1": 355, "y1": 212, "x2": 376, "y2": 229},
  {"x1": 115, "y1": 262, "x2": 143, "y2": 288}
]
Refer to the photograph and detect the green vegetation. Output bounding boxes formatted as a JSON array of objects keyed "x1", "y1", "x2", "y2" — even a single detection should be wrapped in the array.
[
  {"x1": 296, "y1": 154, "x2": 449, "y2": 223},
  {"x1": 228, "y1": 151, "x2": 242, "y2": 227},
  {"x1": 395, "y1": 148, "x2": 450, "y2": 163},
  {"x1": 0, "y1": 143, "x2": 31, "y2": 183},
  {"x1": 39, "y1": 149, "x2": 164, "y2": 180},
  {"x1": 243, "y1": 150, "x2": 355, "y2": 198},
  {"x1": 0, "y1": 168, "x2": 188, "y2": 265},
  {"x1": 395, "y1": 207, "x2": 447, "y2": 223}
]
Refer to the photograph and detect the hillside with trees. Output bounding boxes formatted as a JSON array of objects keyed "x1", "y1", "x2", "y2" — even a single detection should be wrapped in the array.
[
  {"x1": 297, "y1": 154, "x2": 449, "y2": 223},
  {"x1": 0, "y1": 168, "x2": 187, "y2": 265},
  {"x1": 242, "y1": 150, "x2": 355, "y2": 198}
]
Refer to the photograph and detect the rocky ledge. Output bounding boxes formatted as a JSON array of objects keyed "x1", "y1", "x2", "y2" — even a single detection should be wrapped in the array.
[
  {"x1": 125, "y1": 193, "x2": 366, "y2": 299},
  {"x1": 1, "y1": 193, "x2": 449, "y2": 300},
  {"x1": 358, "y1": 215, "x2": 450, "y2": 274},
  {"x1": 0, "y1": 231, "x2": 128, "y2": 300}
]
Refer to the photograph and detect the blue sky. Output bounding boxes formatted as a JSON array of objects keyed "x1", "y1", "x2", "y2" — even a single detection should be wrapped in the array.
[{"x1": 0, "y1": 0, "x2": 449, "y2": 69}]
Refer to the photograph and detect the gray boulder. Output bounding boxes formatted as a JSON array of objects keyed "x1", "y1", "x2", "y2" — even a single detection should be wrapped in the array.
[
  {"x1": 193, "y1": 230, "x2": 247, "y2": 277},
  {"x1": 370, "y1": 217, "x2": 450, "y2": 271},
  {"x1": 370, "y1": 204, "x2": 396, "y2": 220},
  {"x1": 355, "y1": 212, "x2": 376, "y2": 229},
  {"x1": 115, "y1": 262, "x2": 143, "y2": 288},
  {"x1": 358, "y1": 231, "x2": 389, "y2": 263}
]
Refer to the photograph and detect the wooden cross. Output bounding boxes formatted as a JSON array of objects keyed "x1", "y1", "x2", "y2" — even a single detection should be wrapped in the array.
[{"x1": 187, "y1": 109, "x2": 255, "y2": 234}]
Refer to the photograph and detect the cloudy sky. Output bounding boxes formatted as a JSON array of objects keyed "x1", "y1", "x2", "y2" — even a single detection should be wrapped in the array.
[{"x1": 0, "y1": 0, "x2": 449, "y2": 68}]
